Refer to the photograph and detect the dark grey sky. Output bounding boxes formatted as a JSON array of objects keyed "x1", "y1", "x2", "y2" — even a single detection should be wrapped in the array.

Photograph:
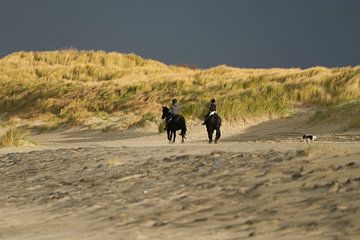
[{"x1": 1, "y1": 0, "x2": 360, "y2": 68}]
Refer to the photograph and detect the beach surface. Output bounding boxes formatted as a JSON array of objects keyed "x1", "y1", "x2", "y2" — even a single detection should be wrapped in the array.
[{"x1": 1, "y1": 111, "x2": 360, "y2": 240}]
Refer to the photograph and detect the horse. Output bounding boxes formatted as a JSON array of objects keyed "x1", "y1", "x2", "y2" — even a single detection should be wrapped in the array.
[
  {"x1": 205, "y1": 113, "x2": 221, "y2": 144},
  {"x1": 161, "y1": 106, "x2": 187, "y2": 143}
]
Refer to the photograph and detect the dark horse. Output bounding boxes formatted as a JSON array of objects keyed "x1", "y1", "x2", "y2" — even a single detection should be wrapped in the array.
[
  {"x1": 161, "y1": 106, "x2": 187, "y2": 143},
  {"x1": 205, "y1": 113, "x2": 221, "y2": 144}
]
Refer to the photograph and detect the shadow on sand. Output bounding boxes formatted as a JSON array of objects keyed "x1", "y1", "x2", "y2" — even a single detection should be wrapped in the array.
[
  {"x1": 223, "y1": 111, "x2": 314, "y2": 142},
  {"x1": 35, "y1": 127, "x2": 158, "y2": 144}
]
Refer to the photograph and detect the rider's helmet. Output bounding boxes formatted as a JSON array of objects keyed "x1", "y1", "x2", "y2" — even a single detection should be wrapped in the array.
[
  {"x1": 211, "y1": 98, "x2": 215, "y2": 103},
  {"x1": 172, "y1": 98, "x2": 177, "y2": 104}
]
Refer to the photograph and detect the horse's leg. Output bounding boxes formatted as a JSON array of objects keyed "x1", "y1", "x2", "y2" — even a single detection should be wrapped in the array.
[
  {"x1": 215, "y1": 127, "x2": 221, "y2": 144},
  {"x1": 167, "y1": 129, "x2": 172, "y2": 142},
  {"x1": 214, "y1": 119, "x2": 221, "y2": 144},
  {"x1": 207, "y1": 126, "x2": 213, "y2": 143},
  {"x1": 181, "y1": 126, "x2": 186, "y2": 143},
  {"x1": 172, "y1": 131, "x2": 176, "y2": 143},
  {"x1": 211, "y1": 128, "x2": 216, "y2": 143}
]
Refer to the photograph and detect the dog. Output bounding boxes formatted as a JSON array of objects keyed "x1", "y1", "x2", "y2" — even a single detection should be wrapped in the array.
[{"x1": 302, "y1": 134, "x2": 316, "y2": 143}]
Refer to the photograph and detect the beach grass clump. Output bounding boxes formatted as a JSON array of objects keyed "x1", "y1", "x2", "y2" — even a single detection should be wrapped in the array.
[
  {"x1": 0, "y1": 127, "x2": 34, "y2": 147},
  {"x1": 158, "y1": 121, "x2": 166, "y2": 134},
  {"x1": 349, "y1": 116, "x2": 360, "y2": 129}
]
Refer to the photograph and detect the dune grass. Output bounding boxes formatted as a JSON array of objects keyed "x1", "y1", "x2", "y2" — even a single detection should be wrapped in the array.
[
  {"x1": 308, "y1": 100, "x2": 360, "y2": 129},
  {"x1": 0, "y1": 127, "x2": 34, "y2": 147},
  {"x1": 130, "y1": 112, "x2": 159, "y2": 128},
  {"x1": 0, "y1": 50, "x2": 359, "y2": 129}
]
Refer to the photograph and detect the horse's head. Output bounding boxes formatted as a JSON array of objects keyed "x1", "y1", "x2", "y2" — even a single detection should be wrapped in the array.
[{"x1": 162, "y1": 106, "x2": 170, "y2": 119}]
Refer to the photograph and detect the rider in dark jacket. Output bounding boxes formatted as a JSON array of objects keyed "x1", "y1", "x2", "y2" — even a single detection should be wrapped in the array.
[{"x1": 203, "y1": 98, "x2": 217, "y2": 125}]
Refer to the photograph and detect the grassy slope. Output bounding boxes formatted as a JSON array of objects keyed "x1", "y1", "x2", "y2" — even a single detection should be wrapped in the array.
[
  {"x1": 0, "y1": 50, "x2": 359, "y2": 129},
  {"x1": 308, "y1": 100, "x2": 360, "y2": 130}
]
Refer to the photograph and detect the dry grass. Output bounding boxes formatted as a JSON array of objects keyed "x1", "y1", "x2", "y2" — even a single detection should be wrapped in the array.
[
  {"x1": 349, "y1": 116, "x2": 360, "y2": 129},
  {"x1": 0, "y1": 50, "x2": 360, "y2": 129},
  {"x1": 0, "y1": 127, "x2": 34, "y2": 147},
  {"x1": 308, "y1": 100, "x2": 360, "y2": 129}
]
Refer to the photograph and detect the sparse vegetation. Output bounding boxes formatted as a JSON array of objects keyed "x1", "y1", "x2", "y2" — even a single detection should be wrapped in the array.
[
  {"x1": 308, "y1": 100, "x2": 360, "y2": 129},
  {"x1": 0, "y1": 50, "x2": 359, "y2": 129},
  {"x1": 349, "y1": 116, "x2": 360, "y2": 129},
  {"x1": 132, "y1": 112, "x2": 159, "y2": 128},
  {"x1": 158, "y1": 121, "x2": 166, "y2": 134},
  {"x1": 0, "y1": 127, "x2": 34, "y2": 147}
]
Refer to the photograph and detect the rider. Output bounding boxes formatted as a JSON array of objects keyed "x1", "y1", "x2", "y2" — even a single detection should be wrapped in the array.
[
  {"x1": 202, "y1": 98, "x2": 217, "y2": 125},
  {"x1": 165, "y1": 98, "x2": 180, "y2": 130},
  {"x1": 170, "y1": 98, "x2": 180, "y2": 115}
]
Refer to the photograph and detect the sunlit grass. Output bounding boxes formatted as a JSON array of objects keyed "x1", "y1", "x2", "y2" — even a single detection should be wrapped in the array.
[{"x1": 0, "y1": 50, "x2": 360, "y2": 129}]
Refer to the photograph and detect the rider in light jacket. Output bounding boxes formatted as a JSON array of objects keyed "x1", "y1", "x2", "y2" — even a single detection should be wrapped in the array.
[
  {"x1": 165, "y1": 98, "x2": 180, "y2": 130},
  {"x1": 170, "y1": 98, "x2": 180, "y2": 115}
]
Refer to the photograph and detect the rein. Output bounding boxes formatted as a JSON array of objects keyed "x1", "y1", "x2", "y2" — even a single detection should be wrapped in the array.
[{"x1": 166, "y1": 114, "x2": 176, "y2": 124}]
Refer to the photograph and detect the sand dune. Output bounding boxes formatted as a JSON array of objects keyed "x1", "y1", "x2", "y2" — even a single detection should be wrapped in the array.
[{"x1": 1, "y1": 112, "x2": 360, "y2": 239}]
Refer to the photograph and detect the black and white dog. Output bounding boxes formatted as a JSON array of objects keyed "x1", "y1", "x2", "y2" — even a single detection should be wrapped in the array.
[{"x1": 302, "y1": 134, "x2": 316, "y2": 143}]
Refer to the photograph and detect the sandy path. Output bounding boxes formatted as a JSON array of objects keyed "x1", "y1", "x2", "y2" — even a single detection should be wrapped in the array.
[{"x1": 1, "y1": 111, "x2": 360, "y2": 240}]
